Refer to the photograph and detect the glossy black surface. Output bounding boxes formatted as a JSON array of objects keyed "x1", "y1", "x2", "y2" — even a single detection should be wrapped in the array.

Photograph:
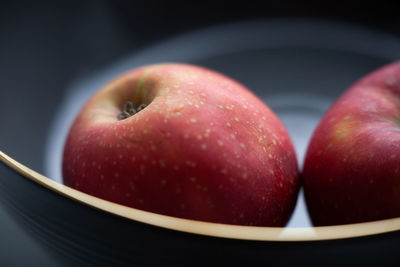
[{"x1": 2, "y1": 155, "x2": 400, "y2": 266}]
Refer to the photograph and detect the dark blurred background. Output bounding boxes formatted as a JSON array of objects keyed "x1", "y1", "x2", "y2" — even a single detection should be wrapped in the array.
[{"x1": 0, "y1": 0, "x2": 399, "y2": 265}]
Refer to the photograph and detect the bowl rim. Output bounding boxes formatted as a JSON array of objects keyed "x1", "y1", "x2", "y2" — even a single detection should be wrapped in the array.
[{"x1": 2, "y1": 150, "x2": 400, "y2": 242}]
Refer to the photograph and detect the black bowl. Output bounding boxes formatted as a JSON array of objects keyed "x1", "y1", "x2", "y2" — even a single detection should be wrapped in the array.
[{"x1": 1, "y1": 19, "x2": 400, "y2": 266}]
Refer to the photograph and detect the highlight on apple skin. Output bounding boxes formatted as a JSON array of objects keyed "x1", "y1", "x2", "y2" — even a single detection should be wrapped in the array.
[
  {"x1": 62, "y1": 63, "x2": 300, "y2": 226},
  {"x1": 303, "y1": 61, "x2": 400, "y2": 226}
]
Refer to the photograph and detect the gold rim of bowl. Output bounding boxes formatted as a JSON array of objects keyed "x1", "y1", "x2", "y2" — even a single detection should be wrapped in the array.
[{"x1": 1, "y1": 150, "x2": 400, "y2": 242}]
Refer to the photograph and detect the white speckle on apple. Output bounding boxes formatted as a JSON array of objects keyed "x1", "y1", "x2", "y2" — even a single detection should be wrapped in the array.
[
  {"x1": 217, "y1": 140, "x2": 224, "y2": 147},
  {"x1": 226, "y1": 122, "x2": 232, "y2": 127},
  {"x1": 391, "y1": 154, "x2": 396, "y2": 159},
  {"x1": 82, "y1": 162, "x2": 86, "y2": 167},
  {"x1": 151, "y1": 160, "x2": 157, "y2": 165},
  {"x1": 159, "y1": 160, "x2": 166, "y2": 168},
  {"x1": 217, "y1": 104, "x2": 224, "y2": 109},
  {"x1": 240, "y1": 143, "x2": 246, "y2": 149},
  {"x1": 100, "y1": 175, "x2": 104, "y2": 180},
  {"x1": 268, "y1": 154, "x2": 273, "y2": 159},
  {"x1": 234, "y1": 117, "x2": 240, "y2": 122},
  {"x1": 185, "y1": 160, "x2": 197, "y2": 167},
  {"x1": 190, "y1": 118, "x2": 197, "y2": 123},
  {"x1": 151, "y1": 145, "x2": 157, "y2": 151},
  {"x1": 197, "y1": 134, "x2": 203, "y2": 140},
  {"x1": 161, "y1": 179, "x2": 166, "y2": 186},
  {"x1": 242, "y1": 173, "x2": 248, "y2": 179},
  {"x1": 201, "y1": 144, "x2": 207, "y2": 150},
  {"x1": 220, "y1": 169, "x2": 228, "y2": 175},
  {"x1": 386, "y1": 77, "x2": 397, "y2": 86},
  {"x1": 112, "y1": 185, "x2": 116, "y2": 190},
  {"x1": 184, "y1": 134, "x2": 189, "y2": 139},
  {"x1": 190, "y1": 177, "x2": 196, "y2": 182}
]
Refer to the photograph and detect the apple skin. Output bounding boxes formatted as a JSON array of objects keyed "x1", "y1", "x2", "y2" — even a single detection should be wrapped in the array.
[
  {"x1": 62, "y1": 63, "x2": 299, "y2": 226},
  {"x1": 303, "y1": 61, "x2": 400, "y2": 226}
]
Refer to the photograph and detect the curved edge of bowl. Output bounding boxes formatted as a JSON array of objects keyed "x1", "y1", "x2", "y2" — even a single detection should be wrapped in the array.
[{"x1": 1, "y1": 150, "x2": 400, "y2": 242}]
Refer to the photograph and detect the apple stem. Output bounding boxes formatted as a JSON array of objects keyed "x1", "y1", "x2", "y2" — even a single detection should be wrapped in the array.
[{"x1": 118, "y1": 101, "x2": 147, "y2": 120}]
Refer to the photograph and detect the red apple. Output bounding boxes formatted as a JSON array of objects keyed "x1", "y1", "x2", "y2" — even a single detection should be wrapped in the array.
[
  {"x1": 62, "y1": 63, "x2": 299, "y2": 226},
  {"x1": 303, "y1": 61, "x2": 400, "y2": 226}
]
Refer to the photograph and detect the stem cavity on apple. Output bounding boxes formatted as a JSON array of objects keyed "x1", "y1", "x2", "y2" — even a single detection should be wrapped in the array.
[{"x1": 118, "y1": 101, "x2": 147, "y2": 120}]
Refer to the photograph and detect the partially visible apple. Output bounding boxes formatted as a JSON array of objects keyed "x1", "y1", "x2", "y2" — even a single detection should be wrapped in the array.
[
  {"x1": 62, "y1": 63, "x2": 299, "y2": 226},
  {"x1": 303, "y1": 61, "x2": 400, "y2": 226}
]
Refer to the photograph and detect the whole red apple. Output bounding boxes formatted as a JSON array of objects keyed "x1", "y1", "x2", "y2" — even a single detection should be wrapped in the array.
[
  {"x1": 62, "y1": 63, "x2": 299, "y2": 226},
  {"x1": 303, "y1": 61, "x2": 400, "y2": 226}
]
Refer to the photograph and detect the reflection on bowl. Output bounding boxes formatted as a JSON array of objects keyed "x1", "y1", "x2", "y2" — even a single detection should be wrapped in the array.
[{"x1": 1, "y1": 19, "x2": 400, "y2": 265}]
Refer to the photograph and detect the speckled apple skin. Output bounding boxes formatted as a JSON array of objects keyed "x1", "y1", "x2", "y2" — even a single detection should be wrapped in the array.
[
  {"x1": 303, "y1": 62, "x2": 400, "y2": 226},
  {"x1": 62, "y1": 63, "x2": 299, "y2": 226}
]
